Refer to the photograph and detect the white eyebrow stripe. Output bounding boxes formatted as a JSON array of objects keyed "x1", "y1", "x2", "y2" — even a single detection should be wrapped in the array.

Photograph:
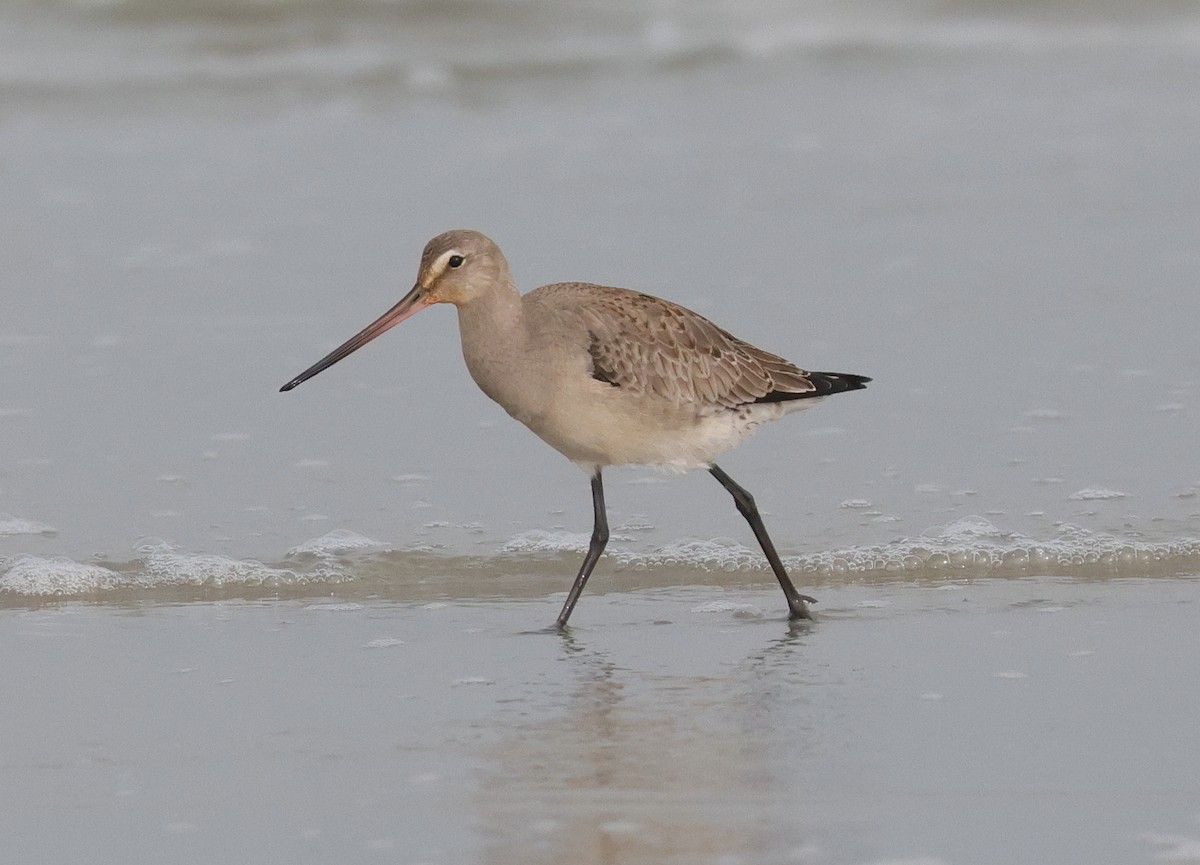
[{"x1": 428, "y1": 249, "x2": 463, "y2": 282}]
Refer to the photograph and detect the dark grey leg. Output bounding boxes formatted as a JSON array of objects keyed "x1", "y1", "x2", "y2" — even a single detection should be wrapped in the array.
[
  {"x1": 556, "y1": 470, "x2": 609, "y2": 629},
  {"x1": 709, "y1": 464, "x2": 814, "y2": 619}
]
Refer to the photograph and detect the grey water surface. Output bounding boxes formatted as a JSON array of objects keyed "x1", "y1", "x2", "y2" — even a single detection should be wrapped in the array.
[{"x1": 2, "y1": 1, "x2": 1199, "y2": 862}]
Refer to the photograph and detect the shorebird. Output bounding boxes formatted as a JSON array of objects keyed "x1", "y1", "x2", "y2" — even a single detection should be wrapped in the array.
[{"x1": 281, "y1": 230, "x2": 869, "y2": 628}]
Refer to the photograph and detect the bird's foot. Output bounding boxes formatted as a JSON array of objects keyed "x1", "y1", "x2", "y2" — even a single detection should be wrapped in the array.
[
  {"x1": 787, "y1": 595, "x2": 817, "y2": 620},
  {"x1": 519, "y1": 624, "x2": 569, "y2": 636}
]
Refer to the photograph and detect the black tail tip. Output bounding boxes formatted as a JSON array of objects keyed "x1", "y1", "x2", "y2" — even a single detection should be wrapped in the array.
[{"x1": 811, "y1": 371, "x2": 871, "y2": 395}]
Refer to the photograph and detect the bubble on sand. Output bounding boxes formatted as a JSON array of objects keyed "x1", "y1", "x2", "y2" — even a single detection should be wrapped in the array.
[
  {"x1": 501, "y1": 530, "x2": 592, "y2": 554},
  {"x1": 778, "y1": 517, "x2": 1200, "y2": 582},
  {"x1": 692, "y1": 600, "x2": 762, "y2": 617},
  {"x1": 1069, "y1": 487, "x2": 1128, "y2": 501},
  {"x1": 629, "y1": 539, "x2": 763, "y2": 573},
  {"x1": 287, "y1": 529, "x2": 384, "y2": 557},
  {"x1": 0, "y1": 514, "x2": 57, "y2": 536},
  {"x1": 365, "y1": 638, "x2": 404, "y2": 648},
  {"x1": 539, "y1": 514, "x2": 1200, "y2": 583},
  {"x1": 0, "y1": 556, "x2": 124, "y2": 594}
]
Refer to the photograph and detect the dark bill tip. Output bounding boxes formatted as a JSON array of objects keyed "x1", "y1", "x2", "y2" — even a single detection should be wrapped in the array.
[{"x1": 276, "y1": 284, "x2": 431, "y2": 396}]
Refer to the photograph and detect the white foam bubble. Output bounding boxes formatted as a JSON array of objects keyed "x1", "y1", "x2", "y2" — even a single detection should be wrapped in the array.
[
  {"x1": 947, "y1": 516, "x2": 1008, "y2": 538},
  {"x1": 1069, "y1": 487, "x2": 1128, "y2": 501},
  {"x1": 126, "y1": 539, "x2": 333, "y2": 590},
  {"x1": 628, "y1": 539, "x2": 762, "y2": 573},
  {"x1": 364, "y1": 638, "x2": 404, "y2": 648},
  {"x1": 0, "y1": 514, "x2": 57, "y2": 536},
  {"x1": 141, "y1": 549, "x2": 298, "y2": 588},
  {"x1": 691, "y1": 600, "x2": 762, "y2": 617},
  {"x1": 493, "y1": 518, "x2": 1200, "y2": 584},
  {"x1": 501, "y1": 530, "x2": 592, "y2": 554},
  {"x1": 0, "y1": 556, "x2": 124, "y2": 594},
  {"x1": 783, "y1": 517, "x2": 1200, "y2": 581},
  {"x1": 287, "y1": 529, "x2": 384, "y2": 557}
]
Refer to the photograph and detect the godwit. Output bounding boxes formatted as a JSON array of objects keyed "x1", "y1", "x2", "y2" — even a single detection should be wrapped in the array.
[{"x1": 281, "y1": 230, "x2": 869, "y2": 628}]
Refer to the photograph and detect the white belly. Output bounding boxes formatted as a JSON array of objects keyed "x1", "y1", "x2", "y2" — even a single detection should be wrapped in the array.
[{"x1": 515, "y1": 380, "x2": 823, "y2": 472}]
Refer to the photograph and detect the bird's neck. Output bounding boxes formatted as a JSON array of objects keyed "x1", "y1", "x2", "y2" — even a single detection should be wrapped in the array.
[{"x1": 455, "y1": 278, "x2": 528, "y2": 409}]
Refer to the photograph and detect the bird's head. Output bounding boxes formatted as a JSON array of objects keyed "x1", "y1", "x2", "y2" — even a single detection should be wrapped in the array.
[
  {"x1": 413, "y1": 229, "x2": 509, "y2": 307},
  {"x1": 279, "y1": 229, "x2": 507, "y2": 392}
]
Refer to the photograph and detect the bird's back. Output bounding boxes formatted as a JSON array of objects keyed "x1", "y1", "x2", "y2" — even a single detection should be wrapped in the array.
[{"x1": 524, "y1": 282, "x2": 869, "y2": 415}]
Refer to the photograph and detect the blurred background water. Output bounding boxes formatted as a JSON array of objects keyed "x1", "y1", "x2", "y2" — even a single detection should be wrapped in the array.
[
  {"x1": 4, "y1": 0, "x2": 1199, "y2": 593},
  {"x1": 3, "y1": 3, "x2": 1200, "y2": 864}
]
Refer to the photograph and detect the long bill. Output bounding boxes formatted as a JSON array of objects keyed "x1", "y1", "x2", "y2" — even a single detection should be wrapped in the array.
[{"x1": 280, "y1": 283, "x2": 433, "y2": 392}]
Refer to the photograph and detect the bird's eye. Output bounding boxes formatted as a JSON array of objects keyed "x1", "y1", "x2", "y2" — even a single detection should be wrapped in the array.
[{"x1": 447, "y1": 255, "x2": 465, "y2": 268}]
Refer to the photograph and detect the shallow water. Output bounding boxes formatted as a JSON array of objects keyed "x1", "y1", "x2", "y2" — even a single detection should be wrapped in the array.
[
  {"x1": 3, "y1": 579, "x2": 1199, "y2": 865},
  {"x1": 2, "y1": 0, "x2": 1200, "y2": 861}
]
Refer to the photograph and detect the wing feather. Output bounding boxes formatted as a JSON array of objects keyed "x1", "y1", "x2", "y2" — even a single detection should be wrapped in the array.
[{"x1": 544, "y1": 283, "x2": 822, "y2": 411}]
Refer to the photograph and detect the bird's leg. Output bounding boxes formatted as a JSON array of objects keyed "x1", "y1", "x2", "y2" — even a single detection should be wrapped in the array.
[
  {"x1": 709, "y1": 464, "x2": 814, "y2": 619},
  {"x1": 556, "y1": 470, "x2": 609, "y2": 629}
]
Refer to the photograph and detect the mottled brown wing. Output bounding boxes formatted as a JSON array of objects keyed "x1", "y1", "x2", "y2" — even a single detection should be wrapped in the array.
[{"x1": 568, "y1": 284, "x2": 820, "y2": 410}]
